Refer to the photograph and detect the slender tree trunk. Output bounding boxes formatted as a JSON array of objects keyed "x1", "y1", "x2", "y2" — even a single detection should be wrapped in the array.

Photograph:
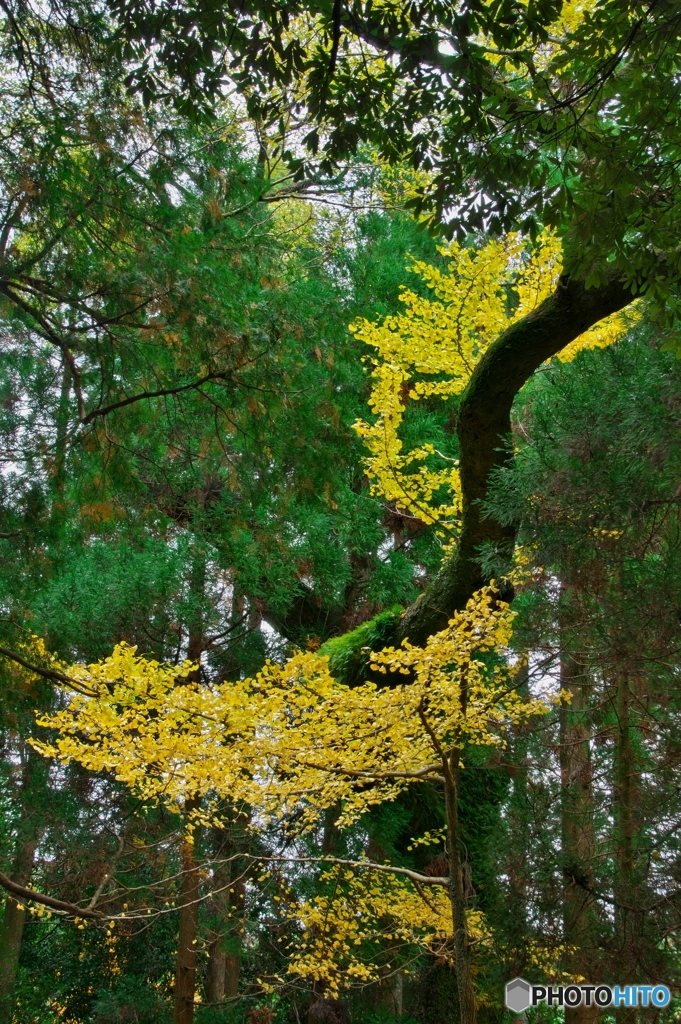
[
  {"x1": 174, "y1": 833, "x2": 200, "y2": 1024},
  {"x1": 205, "y1": 935, "x2": 226, "y2": 1004},
  {"x1": 506, "y1": 664, "x2": 531, "y2": 929},
  {"x1": 559, "y1": 629, "x2": 599, "y2": 1024},
  {"x1": 224, "y1": 950, "x2": 240, "y2": 1000},
  {"x1": 205, "y1": 830, "x2": 242, "y2": 1004},
  {"x1": 205, "y1": 878, "x2": 227, "y2": 1006},
  {"x1": 174, "y1": 550, "x2": 207, "y2": 1024},
  {"x1": 204, "y1": 829, "x2": 244, "y2": 1003},
  {"x1": 444, "y1": 751, "x2": 477, "y2": 1024},
  {"x1": 614, "y1": 671, "x2": 636, "y2": 900},
  {"x1": 613, "y1": 669, "x2": 640, "y2": 1024},
  {"x1": 53, "y1": 358, "x2": 71, "y2": 495},
  {"x1": 0, "y1": 747, "x2": 40, "y2": 1008},
  {"x1": 0, "y1": 836, "x2": 37, "y2": 1005}
]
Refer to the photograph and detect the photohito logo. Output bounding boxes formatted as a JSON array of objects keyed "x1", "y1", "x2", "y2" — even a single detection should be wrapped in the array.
[{"x1": 505, "y1": 979, "x2": 671, "y2": 1013}]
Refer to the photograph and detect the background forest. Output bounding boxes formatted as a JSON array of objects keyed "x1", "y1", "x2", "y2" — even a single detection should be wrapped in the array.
[{"x1": 1, "y1": 2, "x2": 681, "y2": 1024}]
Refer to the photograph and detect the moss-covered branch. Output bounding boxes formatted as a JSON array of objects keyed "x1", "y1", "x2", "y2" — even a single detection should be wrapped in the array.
[{"x1": 323, "y1": 274, "x2": 635, "y2": 681}]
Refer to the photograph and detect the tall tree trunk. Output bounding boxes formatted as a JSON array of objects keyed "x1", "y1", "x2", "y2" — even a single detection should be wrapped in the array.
[
  {"x1": 173, "y1": 549, "x2": 206, "y2": 1024},
  {"x1": 224, "y1": 872, "x2": 245, "y2": 999},
  {"x1": 559, "y1": 619, "x2": 599, "y2": 1024},
  {"x1": 174, "y1": 833, "x2": 200, "y2": 1024},
  {"x1": 0, "y1": 747, "x2": 40, "y2": 1008},
  {"x1": 202, "y1": 856, "x2": 242, "y2": 999},
  {"x1": 444, "y1": 751, "x2": 477, "y2": 1024},
  {"x1": 205, "y1": 828, "x2": 245, "y2": 1005},
  {"x1": 224, "y1": 949, "x2": 241, "y2": 1000},
  {"x1": 613, "y1": 669, "x2": 640, "y2": 1024},
  {"x1": 505, "y1": 664, "x2": 531, "y2": 934},
  {"x1": 205, "y1": 934, "x2": 226, "y2": 1005},
  {"x1": 614, "y1": 671, "x2": 637, "y2": 902},
  {"x1": 0, "y1": 836, "x2": 37, "y2": 1005}
]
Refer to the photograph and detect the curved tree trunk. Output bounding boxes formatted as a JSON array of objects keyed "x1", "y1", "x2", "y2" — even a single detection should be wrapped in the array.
[{"x1": 399, "y1": 273, "x2": 634, "y2": 644}]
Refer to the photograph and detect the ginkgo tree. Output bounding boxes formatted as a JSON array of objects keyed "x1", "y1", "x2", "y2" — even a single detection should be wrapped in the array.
[
  {"x1": 25, "y1": 584, "x2": 555, "y2": 1024},
  {"x1": 352, "y1": 230, "x2": 637, "y2": 536},
  {"x1": 4, "y1": 226, "x2": 612, "y2": 1024}
]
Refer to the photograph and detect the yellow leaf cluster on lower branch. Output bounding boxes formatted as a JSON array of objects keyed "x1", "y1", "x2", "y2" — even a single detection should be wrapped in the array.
[
  {"x1": 28, "y1": 586, "x2": 555, "y2": 991},
  {"x1": 286, "y1": 867, "x2": 489, "y2": 994}
]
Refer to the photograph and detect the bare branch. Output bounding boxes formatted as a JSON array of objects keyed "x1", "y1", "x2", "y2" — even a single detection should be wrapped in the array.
[{"x1": 259, "y1": 854, "x2": 449, "y2": 887}]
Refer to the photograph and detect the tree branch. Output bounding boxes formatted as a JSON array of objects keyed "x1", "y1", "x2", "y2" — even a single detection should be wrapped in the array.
[
  {"x1": 259, "y1": 854, "x2": 449, "y2": 887},
  {"x1": 80, "y1": 371, "x2": 233, "y2": 425},
  {"x1": 0, "y1": 646, "x2": 95, "y2": 696},
  {"x1": 0, "y1": 870, "x2": 102, "y2": 919},
  {"x1": 295, "y1": 758, "x2": 446, "y2": 783}
]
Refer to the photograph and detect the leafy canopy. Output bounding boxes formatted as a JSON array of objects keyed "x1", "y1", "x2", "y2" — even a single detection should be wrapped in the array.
[{"x1": 103, "y1": 0, "x2": 681, "y2": 295}]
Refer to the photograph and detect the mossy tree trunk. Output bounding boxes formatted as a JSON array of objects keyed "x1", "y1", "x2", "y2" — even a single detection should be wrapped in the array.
[{"x1": 399, "y1": 274, "x2": 634, "y2": 645}]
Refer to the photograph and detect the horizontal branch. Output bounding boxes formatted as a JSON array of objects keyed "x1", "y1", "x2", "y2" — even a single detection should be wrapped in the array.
[
  {"x1": 297, "y1": 759, "x2": 445, "y2": 783},
  {"x1": 80, "y1": 371, "x2": 232, "y2": 424},
  {"x1": 258, "y1": 854, "x2": 448, "y2": 887},
  {"x1": 0, "y1": 645, "x2": 95, "y2": 696},
  {"x1": 0, "y1": 851, "x2": 447, "y2": 933},
  {"x1": 0, "y1": 870, "x2": 102, "y2": 919}
]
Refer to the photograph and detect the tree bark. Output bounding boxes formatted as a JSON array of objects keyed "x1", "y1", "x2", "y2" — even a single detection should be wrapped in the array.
[
  {"x1": 444, "y1": 751, "x2": 477, "y2": 1024},
  {"x1": 224, "y1": 950, "x2": 241, "y2": 999},
  {"x1": 0, "y1": 747, "x2": 40, "y2": 1008},
  {"x1": 205, "y1": 833, "x2": 245, "y2": 1004},
  {"x1": 174, "y1": 832, "x2": 200, "y2": 1024},
  {"x1": 399, "y1": 274, "x2": 634, "y2": 645},
  {"x1": 0, "y1": 836, "x2": 37, "y2": 1005},
  {"x1": 504, "y1": 663, "x2": 532, "y2": 938},
  {"x1": 559, "y1": 601, "x2": 599, "y2": 1024},
  {"x1": 174, "y1": 551, "x2": 206, "y2": 1024},
  {"x1": 205, "y1": 936, "x2": 226, "y2": 1004},
  {"x1": 613, "y1": 669, "x2": 641, "y2": 1024},
  {"x1": 205, "y1": 850, "x2": 228, "y2": 1006}
]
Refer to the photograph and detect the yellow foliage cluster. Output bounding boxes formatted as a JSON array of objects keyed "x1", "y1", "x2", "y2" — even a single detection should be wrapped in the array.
[
  {"x1": 31, "y1": 588, "x2": 546, "y2": 830},
  {"x1": 28, "y1": 586, "x2": 553, "y2": 988},
  {"x1": 351, "y1": 230, "x2": 637, "y2": 531},
  {"x1": 286, "y1": 867, "x2": 488, "y2": 992}
]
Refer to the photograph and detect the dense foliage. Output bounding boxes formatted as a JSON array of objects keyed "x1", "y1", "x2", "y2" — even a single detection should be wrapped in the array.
[{"x1": 1, "y1": 3, "x2": 681, "y2": 1024}]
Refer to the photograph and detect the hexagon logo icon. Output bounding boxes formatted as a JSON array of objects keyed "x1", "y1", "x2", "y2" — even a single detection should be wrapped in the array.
[{"x1": 506, "y1": 977, "x2": 531, "y2": 1013}]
